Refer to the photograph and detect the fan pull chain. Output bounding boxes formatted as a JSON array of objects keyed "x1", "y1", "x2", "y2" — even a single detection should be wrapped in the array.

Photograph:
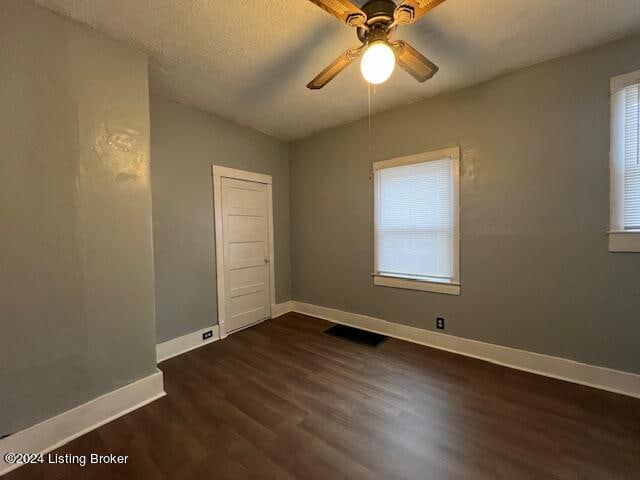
[
  {"x1": 368, "y1": 82, "x2": 372, "y2": 158},
  {"x1": 368, "y1": 82, "x2": 373, "y2": 179}
]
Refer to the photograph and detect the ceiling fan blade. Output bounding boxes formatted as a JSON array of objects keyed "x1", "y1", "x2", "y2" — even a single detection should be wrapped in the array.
[
  {"x1": 393, "y1": 41, "x2": 439, "y2": 82},
  {"x1": 307, "y1": 46, "x2": 363, "y2": 90},
  {"x1": 394, "y1": 0, "x2": 448, "y2": 25},
  {"x1": 307, "y1": 0, "x2": 367, "y2": 27}
]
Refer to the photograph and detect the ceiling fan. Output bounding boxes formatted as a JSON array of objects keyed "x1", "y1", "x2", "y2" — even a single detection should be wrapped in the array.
[{"x1": 306, "y1": 0, "x2": 446, "y2": 89}]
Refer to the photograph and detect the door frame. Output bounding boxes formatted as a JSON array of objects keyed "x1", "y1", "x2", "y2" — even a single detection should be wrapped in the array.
[{"x1": 211, "y1": 165, "x2": 276, "y2": 339}]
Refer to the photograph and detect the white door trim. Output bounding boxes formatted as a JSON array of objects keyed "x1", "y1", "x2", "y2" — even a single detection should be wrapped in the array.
[{"x1": 212, "y1": 165, "x2": 275, "y2": 339}]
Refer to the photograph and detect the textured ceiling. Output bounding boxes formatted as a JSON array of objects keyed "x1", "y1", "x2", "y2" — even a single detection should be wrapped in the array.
[{"x1": 36, "y1": 0, "x2": 640, "y2": 140}]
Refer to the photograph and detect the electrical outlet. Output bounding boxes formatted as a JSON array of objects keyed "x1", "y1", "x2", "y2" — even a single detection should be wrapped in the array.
[
  {"x1": 202, "y1": 330, "x2": 213, "y2": 340},
  {"x1": 436, "y1": 317, "x2": 445, "y2": 330}
]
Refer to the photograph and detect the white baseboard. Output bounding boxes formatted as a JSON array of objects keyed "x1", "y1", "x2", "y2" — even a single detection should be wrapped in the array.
[
  {"x1": 271, "y1": 301, "x2": 294, "y2": 318},
  {"x1": 291, "y1": 301, "x2": 640, "y2": 399},
  {"x1": 156, "y1": 325, "x2": 220, "y2": 363},
  {"x1": 0, "y1": 370, "x2": 165, "y2": 476},
  {"x1": 156, "y1": 304, "x2": 294, "y2": 364}
]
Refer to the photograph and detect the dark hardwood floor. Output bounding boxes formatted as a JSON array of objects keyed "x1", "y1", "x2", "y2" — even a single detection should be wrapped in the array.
[{"x1": 7, "y1": 313, "x2": 640, "y2": 479}]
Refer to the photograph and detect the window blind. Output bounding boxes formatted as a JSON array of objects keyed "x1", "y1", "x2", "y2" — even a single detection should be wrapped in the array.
[
  {"x1": 623, "y1": 83, "x2": 640, "y2": 230},
  {"x1": 374, "y1": 158, "x2": 457, "y2": 282}
]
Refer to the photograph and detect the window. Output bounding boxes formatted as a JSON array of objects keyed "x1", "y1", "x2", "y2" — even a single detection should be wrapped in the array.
[
  {"x1": 610, "y1": 69, "x2": 640, "y2": 252},
  {"x1": 373, "y1": 147, "x2": 460, "y2": 295}
]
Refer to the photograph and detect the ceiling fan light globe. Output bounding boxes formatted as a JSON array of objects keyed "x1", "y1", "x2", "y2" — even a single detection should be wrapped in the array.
[{"x1": 360, "y1": 42, "x2": 396, "y2": 85}]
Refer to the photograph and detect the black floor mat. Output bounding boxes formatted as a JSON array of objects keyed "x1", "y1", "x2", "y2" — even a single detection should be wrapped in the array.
[{"x1": 324, "y1": 324, "x2": 387, "y2": 348}]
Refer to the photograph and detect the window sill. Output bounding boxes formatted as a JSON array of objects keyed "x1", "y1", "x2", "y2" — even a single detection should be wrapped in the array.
[
  {"x1": 373, "y1": 274, "x2": 460, "y2": 296},
  {"x1": 608, "y1": 231, "x2": 640, "y2": 252}
]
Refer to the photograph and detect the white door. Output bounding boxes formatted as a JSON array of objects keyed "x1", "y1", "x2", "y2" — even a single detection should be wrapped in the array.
[{"x1": 221, "y1": 177, "x2": 271, "y2": 333}]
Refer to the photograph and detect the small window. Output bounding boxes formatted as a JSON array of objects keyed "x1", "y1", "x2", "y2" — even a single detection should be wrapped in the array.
[
  {"x1": 610, "y1": 70, "x2": 640, "y2": 252},
  {"x1": 373, "y1": 147, "x2": 460, "y2": 295}
]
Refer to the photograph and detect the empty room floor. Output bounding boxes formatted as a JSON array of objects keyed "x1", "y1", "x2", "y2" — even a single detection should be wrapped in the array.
[{"x1": 7, "y1": 314, "x2": 640, "y2": 480}]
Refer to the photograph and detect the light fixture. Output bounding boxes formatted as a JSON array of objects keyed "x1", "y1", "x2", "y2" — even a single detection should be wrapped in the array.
[
  {"x1": 307, "y1": 0, "x2": 443, "y2": 90},
  {"x1": 360, "y1": 41, "x2": 396, "y2": 85}
]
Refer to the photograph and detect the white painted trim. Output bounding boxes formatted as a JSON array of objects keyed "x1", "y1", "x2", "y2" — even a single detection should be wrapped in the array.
[
  {"x1": 267, "y1": 184, "x2": 276, "y2": 307},
  {"x1": 271, "y1": 301, "x2": 294, "y2": 318},
  {"x1": 212, "y1": 173, "x2": 227, "y2": 339},
  {"x1": 211, "y1": 165, "x2": 276, "y2": 339},
  {"x1": 156, "y1": 325, "x2": 220, "y2": 363},
  {"x1": 373, "y1": 146, "x2": 461, "y2": 286},
  {"x1": 374, "y1": 274, "x2": 460, "y2": 295},
  {"x1": 0, "y1": 370, "x2": 165, "y2": 476},
  {"x1": 610, "y1": 78, "x2": 627, "y2": 232},
  {"x1": 609, "y1": 69, "x2": 640, "y2": 235},
  {"x1": 291, "y1": 301, "x2": 640, "y2": 399},
  {"x1": 611, "y1": 68, "x2": 640, "y2": 92},
  {"x1": 211, "y1": 165, "x2": 272, "y2": 185},
  {"x1": 373, "y1": 146, "x2": 460, "y2": 171},
  {"x1": 155, "y1": 304, "x2": 291, "y2": 365},
  {"x1": 608, "y1": 231, "x2": 640, "y2": 252}
]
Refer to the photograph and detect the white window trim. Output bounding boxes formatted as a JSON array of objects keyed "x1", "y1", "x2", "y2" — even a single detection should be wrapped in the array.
[
  {"x1": 609, "y1": 69, "x2": 640, "y2": 252},
  {"x1": 373, "y1": 146, "x2": 461, "y2": 295}
]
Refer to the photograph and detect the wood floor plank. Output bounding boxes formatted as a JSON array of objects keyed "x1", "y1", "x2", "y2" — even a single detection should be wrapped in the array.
[{"x1": 5, "y1": 313, "x2": 640, "y2": 479}]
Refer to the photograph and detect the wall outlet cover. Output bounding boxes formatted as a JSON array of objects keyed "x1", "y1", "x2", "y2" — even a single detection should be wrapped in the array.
[{"x1": 202, "y1": 330, "x2": 213, "y2": 340}]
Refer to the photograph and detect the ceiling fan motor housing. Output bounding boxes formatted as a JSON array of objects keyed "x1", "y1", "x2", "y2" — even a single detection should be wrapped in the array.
[
  {"x1": 358, "y1": 0, "x2": 397, "y2": 42},
  {"x1": 362, "y1": 0, "x2": 396, "y2": 23}
]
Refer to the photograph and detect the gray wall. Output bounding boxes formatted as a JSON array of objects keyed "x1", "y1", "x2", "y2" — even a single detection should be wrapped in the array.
[
  {"x1": 0, "y1": 0, "x2": 158, "y2": 435},
  {"x1": 290, "y1": 35, "x2": 640, "y2": 374},
  {"x1": 150, "y1": 95, "x2": 291, "y2": 343}
]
